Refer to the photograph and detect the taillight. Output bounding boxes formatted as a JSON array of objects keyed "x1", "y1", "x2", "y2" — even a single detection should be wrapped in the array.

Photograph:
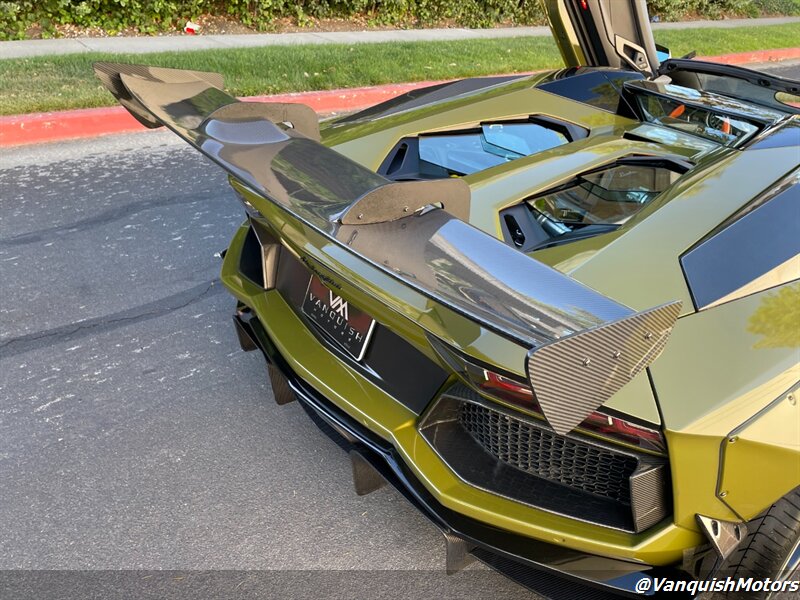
[
  {"x1": 579, "y1": 410, "x2": 666, "y2": 454},
  {"x1": 472, "y1": 367, "x2": 665, "y2": 453},
  {"x1": 477, "y1": 371, "x2": 543, "y2": 412},
  {"x1": 429, "y1": 336, "x2": 667, "y2": 454}
]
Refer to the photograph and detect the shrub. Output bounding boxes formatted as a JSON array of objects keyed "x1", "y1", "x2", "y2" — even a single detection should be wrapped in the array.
[
  {"x1": 752, "y1": 0, "x2": 800, "y2": 15},
  {"x1": 0, "y1": 0, "x2": 795, "y2": 40}
]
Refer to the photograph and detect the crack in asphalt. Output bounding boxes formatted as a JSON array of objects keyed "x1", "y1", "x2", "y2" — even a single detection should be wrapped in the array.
[
  {"x1": 0, "y1": 193, "x2": 212, "y2": 246},
  {"x1": 0, "y1": 280, "x2": 224, "y2": 358}
]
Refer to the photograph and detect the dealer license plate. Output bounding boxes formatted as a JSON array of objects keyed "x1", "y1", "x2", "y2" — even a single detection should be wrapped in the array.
[{"x1": 301, "y1": 275, "x2": 376, "y2": 361}]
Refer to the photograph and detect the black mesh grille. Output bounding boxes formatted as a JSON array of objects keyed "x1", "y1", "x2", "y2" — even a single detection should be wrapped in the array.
[
  {"x1": 458, "y1": 402, "x2": 637, "y2": 504},
  {"x1": 418, "y1": 385, "x2": 671, "y2": 531}
]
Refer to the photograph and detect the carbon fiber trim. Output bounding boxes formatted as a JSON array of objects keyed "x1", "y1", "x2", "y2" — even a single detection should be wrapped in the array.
[
  {"x1": 630, "y1": 463, "x2": 670, "y2": 532},
  {"x1": 93, "y1": 62, "x2": 224, "y2": 128},
  {"x1": 443, "y1": 532, "x2": 477, "y2": 575},
  {"x1": 340, "y1": 178, "x2": 470, "y2": 224},
  {"x1": 249, "y1": 217, "x2": 281, "y2": 290},
  {"x1": 350, "y1": 449, "x2": 388, "y2": 496},
  {"x1": 232, "y1": 312, "x2": 258, "y2": 352},
  {"x1": 527, "y1": 301, "x2": 681, "y2": 435},
  {"x1": 695, "y1": 515, "x2": 747, "y2": 561},
  {"x1": 266, "y1": 362, "x2": 296, "y2": 406}
]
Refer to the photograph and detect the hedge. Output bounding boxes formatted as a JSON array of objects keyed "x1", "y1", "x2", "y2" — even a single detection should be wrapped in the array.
[{"x1": 1, "y1": 0, "x2": 797, "y2": 41}]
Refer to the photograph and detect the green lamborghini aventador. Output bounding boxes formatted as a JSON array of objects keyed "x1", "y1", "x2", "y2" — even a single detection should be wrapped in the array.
[{"x1": 94, "y1": 0, "x2": 800, "y2": 596}]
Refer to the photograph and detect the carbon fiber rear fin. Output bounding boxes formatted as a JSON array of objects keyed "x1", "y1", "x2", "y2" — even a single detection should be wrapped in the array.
[{"x1": 527, "y1": 302, "x2": 681, "y2": 434}]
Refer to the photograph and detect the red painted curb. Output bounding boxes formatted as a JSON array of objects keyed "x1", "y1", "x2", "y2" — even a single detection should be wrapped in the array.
[
  {"x1": 1, "y1": 47, "x2": 797, "y2": 147},
  {"x1": 701, "y1": 47, "x2": 800, "y2": 65},
  {"x1": 243, "y1": 81, "x2": 449, "y2": 113},
  {"x1": 0, "y1": 80, "x2": 450, "y2": 147},
  {"x1": 0, "y1": 106, "x2": 143, "y2": 147}
]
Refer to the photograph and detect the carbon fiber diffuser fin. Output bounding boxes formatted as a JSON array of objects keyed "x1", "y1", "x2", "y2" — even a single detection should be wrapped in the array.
[
  {"x1": 527, "y1": 301, "x2": 681, "y2": 435},
  {"x1": 350, "y1": 449, "x2": 388, "y2": 496},
  {"x1": 443, "y1": 532, "x2": 476, "y2": 575}
]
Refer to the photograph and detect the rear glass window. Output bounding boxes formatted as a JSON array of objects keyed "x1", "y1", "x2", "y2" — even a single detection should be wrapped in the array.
[
  {"x1": 419, "y1": 132, "x2": 505, "y2": 176},
  {"x1": 418, "y1": 121, "x2": 571, "y2": 177},
  {"x1": 528, "y1": 162, "x2": 682, "y2": 228}
]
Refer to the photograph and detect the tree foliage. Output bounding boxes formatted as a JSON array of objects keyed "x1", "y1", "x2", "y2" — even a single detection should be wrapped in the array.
[{"x1": 747, "y1": 283, "x2": 800, "y2": 350}]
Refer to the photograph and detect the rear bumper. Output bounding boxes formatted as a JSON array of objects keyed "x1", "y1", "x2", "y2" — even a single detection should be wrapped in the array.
[{"x1": 233, "y1": 309, "x2": 696, "y2": 598}]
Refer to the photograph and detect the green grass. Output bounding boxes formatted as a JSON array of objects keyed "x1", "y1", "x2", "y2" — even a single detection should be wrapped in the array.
[{"x1": 1, "y1": 23, "x2": 798, "y2": 115}]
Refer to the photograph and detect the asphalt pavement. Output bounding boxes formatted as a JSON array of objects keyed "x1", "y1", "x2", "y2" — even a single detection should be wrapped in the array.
[
  {"x1": 753, "y1": 60, "x2": 800, "y2": 81},
  {"x1": 1, "y1": 61, "x2": 798, "y2": 598},
  {"x1": 0, "y1": 132, "x2": 535, "y2": 599}
]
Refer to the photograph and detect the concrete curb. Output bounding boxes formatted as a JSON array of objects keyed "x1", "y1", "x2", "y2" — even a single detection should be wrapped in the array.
[{"x1": 1, "y1": 48, "x2": 798, "y2": 147}]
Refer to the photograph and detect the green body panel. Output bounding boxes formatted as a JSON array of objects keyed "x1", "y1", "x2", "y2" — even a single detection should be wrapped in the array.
[
  {"x1": 324, "y1": 75, "x2": 626, "y2": 164},
  {"x1": 541, "y1": 0, "x2": 587, "y2": 69},
  {"x1": 651, "y1": 281, "x2": 800, "y2": 431},
  {"x1": 652, "y1": 281, "x2": 800, "y2": 525},
  {"x1": 719, "y1": 382, "x2": 800, "y2": 520},
  {"x1": 664, "y1": 431, "x2": 742, "y2": 528},
  {"x1": 465, "y1": 134, "x2": 701, "y2": 241},
  {"x1": 564, "y1": 148, "x2": 799, "y2": 317}
]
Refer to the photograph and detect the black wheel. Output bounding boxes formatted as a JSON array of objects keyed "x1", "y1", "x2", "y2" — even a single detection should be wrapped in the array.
[{"x1": 724, "y1": 487, "x2": 800, "y2": 599}]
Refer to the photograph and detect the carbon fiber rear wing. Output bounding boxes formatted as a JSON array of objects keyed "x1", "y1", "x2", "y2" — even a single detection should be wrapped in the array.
[{"x1": 95, "y1": 62, "x2": 681, "y2": 434}]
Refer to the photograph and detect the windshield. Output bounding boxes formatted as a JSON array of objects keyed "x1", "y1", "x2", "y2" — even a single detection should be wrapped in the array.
[
  {"x1": 528, "y1": 162, "x2": 683, "y2": 229},
  {"x1": 634, "y1": 91, "x2": 760, "y2": 146}
]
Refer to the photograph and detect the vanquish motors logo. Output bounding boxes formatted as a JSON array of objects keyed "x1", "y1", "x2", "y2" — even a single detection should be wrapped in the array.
[
  {"x1": 328, "y1": 290, "x2": 349, "y2": 321},
  {"x1": 301, "y1": 274, "x2": 376, "y2": 362}
]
